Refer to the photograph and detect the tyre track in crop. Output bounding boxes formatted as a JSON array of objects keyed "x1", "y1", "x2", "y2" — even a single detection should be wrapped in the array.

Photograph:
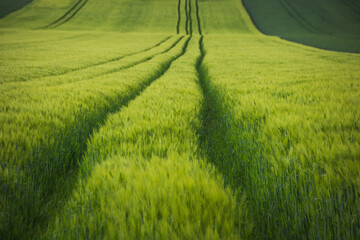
[
  {"x1": 47, "y1": 37, "x2": 244, "y2": 240},
  {"x1": 197, "y1": 36, "x2": 255, "y2": 196},
  {"x1": 195, "y1": 0, "x2": 202, "y2": 35},
  {"x1": 83, "y1": 36, "x2": 185, "y2": 84},
  {"x1": 196, "y1": 36, "x2": 258, "y2": 237},
  {"x1": 177, "y1": 0, "x2": 181, "y2": 33},
  {"x1": 0, "y1": 34, "x2": 90, "y2": 49},
  {"x1": 42, "y1": 0, "x2": 88, "y2": 29},
  {"x1": 41, "y1": 36, "x2": 184, "y2": 88},
  {"x1": 81, "y1": 36, "x2": 192, "y2": 174},
  {"x1": 185, "y1": 0, "x2": 189, "y2": 34},
  {"x1": 340, "y1": 0, "x2": 360, "y2": 16},
  {"x1": 195, "y1": 35, "x2": 356, "y2": 239},
  {"x1": 49, "y1": 35, "x2": 191, "y2": 233},
  {"x1": 189, "y1": 0, "x2": 193, "y2": 35},
  {"x1": 279, "y1": 0, "x2": 324, "y2": 34},
  {"x1": 0, "y1": 36, "x2": 173, "y2": 86},
  {"x1": 58, "y1": 35, "x2": 174, "y2": 79},
  {"x1": 2, "y1": 36, "x2": 191, "y2": 240}
]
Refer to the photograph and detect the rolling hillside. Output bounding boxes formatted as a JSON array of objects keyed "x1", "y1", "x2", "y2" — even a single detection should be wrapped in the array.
[
  {"x1": 0, "y1": 0, "x2": 359, "y2": 239},
  {"x1": 243, "y1": 0, "x2": 360, "y2": 52},
  {"x1": 0, "y1": 0, "x2": 33, "y2": 18},
  {"x1": 0, "y1": 0, "x2": 178, "y2": 32}
]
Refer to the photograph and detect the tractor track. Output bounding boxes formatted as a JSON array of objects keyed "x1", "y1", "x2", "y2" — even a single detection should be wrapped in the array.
[
  {"x1": 340, "y1": 0, "x2": 360, "y2": 16},
  {"x1": 185, "y1": 0, "x2": 189, "y2": 34},
  {"x1": 189, "y1": 0, "x2": 193, "y2": 35},
  {"x1": 195, "y1": 0, "x2": 202, "y2": 35},
  {"x1": 82, "y1": 36, "x2": 192, "y2": 175},
  {"x1": 3, "y1": 36, "x2": 191, "y2": 240},
  {"x1": 0, "y1": 36, "x2": 174, "y2": 86},
  {"x1": 177, "y1": 0, "x2": 181, "y2": 34},
  {"x1": 0, "y1": 34, "x2": 90, "y2": 49},
  {"x1": 53, "y1": 36, "x2": 185, "y2": 87},
  {"x1": 279, "y1": 0, "x2": 323, "y2": 34},
  {"x1": 42, "y1": 0, "x2": 88, "y2": 29}
]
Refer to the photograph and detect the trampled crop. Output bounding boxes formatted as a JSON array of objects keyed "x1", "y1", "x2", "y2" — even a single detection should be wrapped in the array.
[{"x1": 0, "y1": 0, "x2": 359, "y2": 239}]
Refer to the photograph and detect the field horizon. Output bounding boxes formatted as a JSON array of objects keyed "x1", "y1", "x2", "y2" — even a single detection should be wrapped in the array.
[{"x1": 0, "y1": 0, "x2": 359, "y2": 239}]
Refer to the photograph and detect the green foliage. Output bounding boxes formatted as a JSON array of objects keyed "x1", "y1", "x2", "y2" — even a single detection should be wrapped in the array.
[
  {"x1": 0, "y1": 30, "x2": 172, "y2": 83},
  {"x1": 0, "y1": 0, "x2": 78, "y2": 29},
  {"x1": 201, "y1": 34, "x2": 360, "y2": 239},
  {"x1": 243, "y1": 0, "x2": 360, "y2": 52},
  {"x1": 0, "y1": 0, "x2": 179, "y2": 32},
  {"x1": 0, "y1": 33, "x2": 187, "y2": 239},
  {"x1": 46, "y1": 37, "x2": 248, "y2": 239},
  {"x1": 50, "y1": 154, "x2": 242, "y2": 239},
  {"x1": 198, "y1": 0, "x2": 256, "y2": 34},
  {"x1": 0, "y1": 0, "x2": 359, "y2": 239}
]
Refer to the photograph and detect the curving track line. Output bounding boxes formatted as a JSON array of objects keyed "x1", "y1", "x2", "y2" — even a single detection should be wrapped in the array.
[
  {"x1": 0, "y1": 36, "x2": 173, "y2": 85},
  {"x1": 279, "y1": 0, "x2": 323, "y2": 34},
  {"x1": 189, "y1": 0, "x2": 193, "y2": 35},
  {"x1": 2, "y1": 36, "x2": 191, "y2": 239},
  {"x1": 0, "y1": 34, "x2": 89, "y2": 49},
  {"x1": 60, "y1": 36, "x2": 186, "y2": 86},
  {"x1": 340, "y1": 0, "x2": 360, "y2": 16},
  {"x1": 195, "y1": 0, "x2": 202, "y2": 35},
  {"x1": 185, "y1": 0, "x2": 189, "y2": 34},
  {"x1": 42, "y1": 0, "x2": 88, "y2": 29},
  {"x1": 177, "y1": 0, "x2": 181, "y2": 34}
]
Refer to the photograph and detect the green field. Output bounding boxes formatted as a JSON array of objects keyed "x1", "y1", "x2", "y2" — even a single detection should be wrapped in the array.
[
  {"x1": 0, "y1": 0, "x2": 359, "y2": 239},
  {"x1": 0, "y1": 0, "x2": 33, "y2": 18},
  {"x1": 242, "y1": 0, "x2": 360, "y2": 53}
]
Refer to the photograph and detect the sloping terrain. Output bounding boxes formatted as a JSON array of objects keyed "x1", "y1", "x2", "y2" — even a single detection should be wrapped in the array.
[
  {"x1": 243, "y1": 0, "x2": 360, "y2": 52},
  {"x1": 0, "y1": 0, "x2": 359, "y2": 239},
  {"x1": 0, "y1": 0, "x2": 33, "y2": 18},
  {"x1": 0, "y1": 0, "x2": 178, "y2": 32}
]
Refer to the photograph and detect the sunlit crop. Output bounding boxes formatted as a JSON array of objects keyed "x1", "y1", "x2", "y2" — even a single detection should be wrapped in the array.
[{"x1": 0, "y1": 0, "x2": 359, "y2": 239}]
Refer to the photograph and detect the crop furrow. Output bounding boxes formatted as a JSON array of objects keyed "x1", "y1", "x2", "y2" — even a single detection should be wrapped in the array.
[
  {"x1": 197, "y1": 34, "x2": 263, "y2": 236},
  {"x1": 47, "y1": 36, "x2": 185, "y2": 88},
  {"x1": 177, "y1": 0, "x2": 181, "y2": 33},
  {"x1": 46, "y1": 36, "x2": 244, "y2": 239},
  {"x1": 42, "y1": 0, "x2": 88, "y2": 29},
  {"x1": 89, "y1": 36, "x2": 185, "y2": 81},
  {"x1": 196, "y1": 35, "x2": 252, "y2": 238},
  {"x1": 54, "y1": 0, "x2": 89, "y2": 28},
  {"x1": 279, "y1": 0, "x2": 323, "y2": 34},
  {"x1": 196, "y1": 35, "x2": 265, "y2": 238},
  {"x1": 195, "y1": 0, "x2": 202, "y2": 35},
  {"x1": 1, "y1": 36, "x2": 190, "y2": 239},
  {"x1": 0, "y1": 36, "x2": 173, "y2": 86},
  {"x1": 197, "y1": 37, "x2": 232, "y2": 185},
  {"x1": 197, "y1": 36, "x2": 238, "y2": 188},
  {"x1": 348, "y1": 0, "x2": 360, "y2": 11},
  {"x1": 42, "y1": 0, "x2": 84, "y2": 28},
  {"x1": 350, "y1": 0, "x2": 360, "y2": 9},
  {"x1": 189, "y1": 0, "x2": 193, "y2": 35},
  {"x1": 0, "y1": 34, "x2": 89, "y2": 49},
  {"x1": 81, "y1": 37, "x2": 192, "y2": 172},
  {"x1": 185, "y1": 0, "x2": 189, "y2": 34},
  {"x1": 340, "y1": 0, "x2": 360, "y2": 15},
  {"x1": 10, "y1": 36, "x2": 183, "y2": 89},
  {"x1": 196, "y1": 35, "x2": 360, "y2": 239}
]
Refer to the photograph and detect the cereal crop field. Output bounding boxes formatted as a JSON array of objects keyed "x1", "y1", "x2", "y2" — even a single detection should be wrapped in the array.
[{"x1": 0, "y1": 0, "x2": 359, "y2": 239}]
